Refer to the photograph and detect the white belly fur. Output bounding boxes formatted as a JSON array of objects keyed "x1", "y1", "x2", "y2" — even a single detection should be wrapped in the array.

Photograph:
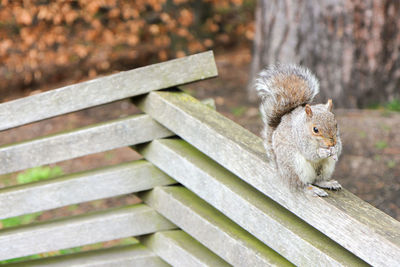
[{"x1": 293, "y1": 152, "x2": 336, "y2": 184}]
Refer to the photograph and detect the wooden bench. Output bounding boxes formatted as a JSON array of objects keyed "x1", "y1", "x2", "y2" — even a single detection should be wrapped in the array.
[{"x1": 0, "y1": 51, "x2": 399, "y2": 266}]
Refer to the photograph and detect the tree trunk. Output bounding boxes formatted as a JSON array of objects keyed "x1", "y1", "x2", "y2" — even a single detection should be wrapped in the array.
[{"x1": 248, "y1": 0, "x2": 400, "y2": 108}]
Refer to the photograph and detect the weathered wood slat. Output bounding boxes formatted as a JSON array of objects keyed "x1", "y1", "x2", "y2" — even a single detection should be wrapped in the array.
[
  {"x1": 0, "y1": 114, "x2": 173, "y2": 175},
  {"x1": 134, "y1": 90, "x2": 400, "y2": 267},
  {"x1": 137, "y1": 139, "x2": 367, "y2": 266},
  {"x1": 0, "y1": 51, "x2": 217, "y2": 131},
  {"x1": 0, "y1": 204, "x2": 176, "y2": 261},
  {"x1": 141, "y1": 230, "x2": 230, "y2": 267},
  {"x1": 0, "y1": 160, "x2": 176, "y2": 219},
  {"x1": 141, "y1": 186, "x2": 293, "y2": 267},
  {"x1": 7, "y1": 244, "x2": 169, "y2": 267}
]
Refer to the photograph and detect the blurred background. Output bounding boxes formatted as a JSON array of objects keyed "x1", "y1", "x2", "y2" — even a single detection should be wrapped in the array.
[
  {"x1": 0, "y1": 0, "x2": 399, "y2": 262},
  {"x1": 0, "y1": 0, "x2": 255, "y2": 99}
]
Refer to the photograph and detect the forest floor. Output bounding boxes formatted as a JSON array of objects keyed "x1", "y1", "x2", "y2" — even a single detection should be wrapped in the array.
[{"x1": 0, "y1": 45, "x2": 399, "y2": 229}]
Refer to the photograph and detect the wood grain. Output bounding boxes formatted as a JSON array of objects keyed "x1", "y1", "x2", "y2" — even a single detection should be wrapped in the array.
[
  {"x1": 140, "y1": 230, "x2": 230, "y2": 267},
  {"x1": 141, "y1": 186, "x2": 292, "y2": 267},
  {"x1": 134, "y1": 90, "x2": 400, "y2": 267},
  {"x1": 7, "y1": 244, "x2": 169, "y2": 267},
  {"x1": 0, "y1": 51, "x2": 217, "y2": 131},
  {"x1": 0, "y1": 114, "x2": 173, "y2": 175},
  {"x1": 0, "y1": 160, "x2": 175, "y2": 219},
  {"x1": 136, "y1": 138, "x2": 367, "y2": 266},
  {"x1": 0, "y1": 204, "x2": 176, "y2": 261}
]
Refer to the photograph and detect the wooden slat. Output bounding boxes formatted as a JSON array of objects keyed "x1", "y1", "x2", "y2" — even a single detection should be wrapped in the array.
[
  {"x1": 0, "y1": 114, "x2": 173, "y2": 175},
  {"x1": 137, "y1": 139, "x2": 367, "y2": 266},
  {"x1": 7, "y1": 244, "x2": 169, "y2": 267},
  {"x1": 0, "y1": 204, "x2": 176, "y2": 261},
  {"x1": 0, "y1": 51, "x2": 217, "y2": 131},
  {"x1": 0, "y1": 160, "x2": 176, "y2": 219},
  {"x1": 134, "y1": 90, "x2": 400, "y2": 267},
  {"x1": 141, "y1": 230, "x2": 230, "y2": 267},
  {"x1": 141, "y1": 186, "x2": 293, "y2": 267}
]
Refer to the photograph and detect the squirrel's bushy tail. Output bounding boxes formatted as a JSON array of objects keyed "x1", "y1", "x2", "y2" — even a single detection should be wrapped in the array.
[{"x1": 255, "y1": 64, "x2": 319, "y2": 159}]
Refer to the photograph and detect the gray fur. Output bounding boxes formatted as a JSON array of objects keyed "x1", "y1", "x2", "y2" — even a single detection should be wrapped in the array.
[
  {"x1": 255, "y1": 64, "x2": 319, "y2": 159},
  {"x1": 256, "y1": 64, "x2": 342, "y2": 196}
]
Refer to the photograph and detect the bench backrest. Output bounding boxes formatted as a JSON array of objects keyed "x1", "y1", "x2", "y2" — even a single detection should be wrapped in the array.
[{"x1": 0, "y1": 51, "x2": 399, "y2": 266}]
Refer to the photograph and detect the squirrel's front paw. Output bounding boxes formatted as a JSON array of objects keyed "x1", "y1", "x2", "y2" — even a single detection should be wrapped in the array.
[
  {"x1": 318, "y1": 148, "x2": 331, "y2": 159},
  {"x1": 304, "y1": 185, "x2": 328, "y2": 197},
  {"x1": 329, "y1": 147, "x2": 339, "y2": 161}
]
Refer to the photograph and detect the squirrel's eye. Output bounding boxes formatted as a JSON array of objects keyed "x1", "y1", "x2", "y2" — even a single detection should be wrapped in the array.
[{"x1": 313, "y1": 127, "x2": 319, "y2": 134}]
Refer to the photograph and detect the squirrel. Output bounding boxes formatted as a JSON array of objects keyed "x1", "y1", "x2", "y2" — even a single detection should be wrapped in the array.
[{"x1": 255, "y1": 64, "x2": 342, "y2": 197}]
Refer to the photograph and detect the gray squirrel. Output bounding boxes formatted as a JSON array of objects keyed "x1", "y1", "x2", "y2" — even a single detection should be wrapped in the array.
[{"x1": 255, "y1": 64, "x2": 342, "y2": 197}]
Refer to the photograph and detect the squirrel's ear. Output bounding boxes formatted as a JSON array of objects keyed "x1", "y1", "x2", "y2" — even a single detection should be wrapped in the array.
[
  {"x1": 305, "y1": 104, "x2": 313, "y2": 118},
  {"x1": 326, "y1": 99, "x2": 333, "y2": 112}
]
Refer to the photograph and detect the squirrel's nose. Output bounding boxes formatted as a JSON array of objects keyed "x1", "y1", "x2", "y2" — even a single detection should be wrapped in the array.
[{"x1": 324, "y1": 138, "x2": 336, "y2": 147}]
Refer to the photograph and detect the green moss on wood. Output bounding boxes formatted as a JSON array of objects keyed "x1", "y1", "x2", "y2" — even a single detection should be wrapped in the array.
[{"x1": 160, "y1": 186, "x2": 295, "y2": 267}]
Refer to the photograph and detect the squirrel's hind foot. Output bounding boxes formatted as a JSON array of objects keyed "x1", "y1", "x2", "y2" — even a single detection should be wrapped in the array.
[
  {"x1": 304, "y1": 185, "x2": 328, "y2": 197},
  {"x1": 313, "y1": 180, "x2": 342, "y2": 190}
]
